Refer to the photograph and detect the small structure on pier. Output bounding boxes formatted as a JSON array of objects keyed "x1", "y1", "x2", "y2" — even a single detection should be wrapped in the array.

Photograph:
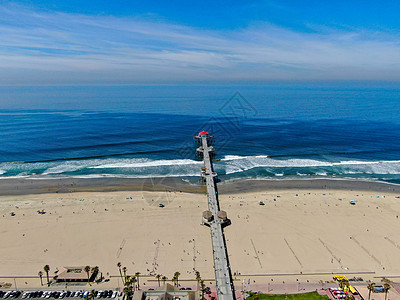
[
  {"x1": 202, "y1": 210, "x2": 214, "y2": 224},
  {"x1": 217, "y1": 210, "x2": 227, "y2": 221},
  {"x1": 194, "y1": 131, "x2": 214, "y2": 147},
  {"x1": 199, "y1": 131, "x2": 209, "y2": 136},
  {"x1": 196, "y1": 145, "x2": 214, "y2": 159},
  {"x1": 217, "y1": 210, "x2": 230, "y2": 226}
]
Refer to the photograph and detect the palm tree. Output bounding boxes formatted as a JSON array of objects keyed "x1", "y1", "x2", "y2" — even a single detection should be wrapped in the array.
[
  {"x1": 131, "y1": 276, "x2": 137, "y2": 292},
  {"x1": 173, "y1": 272, "x2": 181, "y2": 287},
  {"x1": 38, "y1": 271, "x2": 43, "y2": 286},
  {"x1": 156, "y1": 274, "x2": 161, "y2": 287},
  {"x1": 171, "y1": 275, "x2": 176, "y2": 287},
  {"x1": 88, "y1": 290, "x2": 96, "y2": 300},
  {"x1": 123, "y1": 267, "x2": 127, "y2": 282},
  {"x1": 195, "y1": 271, "x2": 201, "y2": 290},
  {"x1": 384, "y1": 283, "x2": 391, "y2": 300},
  {"x1": 200, "y1": 280, "x2": 206, "y2": 300},
  {"x1": 135, "y1": 272, "x2": 141, "y2": 290},
  {"x1": 117, "y1": 262, "x2": 124, "y2": 285},
  {"x1": 43, "y1": 265, "x2": 50, "y2": 286},
  {"x1": 91, "y1": 266, "x2": 99, "y2": 282},
  {"x1": 338, "y1": 278, "x2": 349, "y2": 290},
  {"x1": 123, "y1": 286, "x2": 132, "y2": 300},
  {"x1": 367, "y1": 283, "x2": 375, "y2": 300},
  {"x1": 124, "y1": 275, "x2": 137, "y2": 297},
  {"x1": 84, "y1": 265, "x2": 91, "y2": 286},
  {"x1": 162, "y1": 276, "x2": 167, "y2": 285}
]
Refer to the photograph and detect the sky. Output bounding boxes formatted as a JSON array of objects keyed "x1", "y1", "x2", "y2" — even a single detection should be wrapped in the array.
[{"x1": 1, "y1": 0, "x2": 400, "y2": 84}]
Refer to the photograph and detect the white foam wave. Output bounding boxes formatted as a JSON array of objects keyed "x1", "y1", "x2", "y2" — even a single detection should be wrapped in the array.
[
  {"x1": 332, "y1": 160, "x2": 400, "y2": 166},
  {"x1": 220, "y1": 155, "x2": 400, "y2": 175},
  {"x1": 221, "y1": 155, "x2": 269, "y2": 161},
  {"x1": 42, "y1": 164, "x2": 85, "y2": 175},
  {"x1": 71, "y1": 173, "x2": 200, "y2": 179},
  {"x1": 1, "y1": 155, "x2": 400, "y2": 179},
  {"x1": 91, "y1": 158, "x2": 201, "y2": 169},
  {"x1": 0, "y1": 174, "x2": 30, "y2": 179}
]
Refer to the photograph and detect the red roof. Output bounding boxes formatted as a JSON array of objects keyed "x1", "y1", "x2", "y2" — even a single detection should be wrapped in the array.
[{"x1": 199, "y1": 131, "x2": 209, "y2": 136}]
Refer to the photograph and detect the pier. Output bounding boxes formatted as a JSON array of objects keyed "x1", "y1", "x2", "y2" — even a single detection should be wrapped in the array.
[{"x1": 195, "y1": 131, "x2": 235, "y2": 300}]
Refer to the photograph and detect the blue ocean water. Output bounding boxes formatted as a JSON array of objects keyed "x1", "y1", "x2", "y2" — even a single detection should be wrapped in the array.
[{"x1": 1, "y1": 82, "x2": 400, "y2": 184}]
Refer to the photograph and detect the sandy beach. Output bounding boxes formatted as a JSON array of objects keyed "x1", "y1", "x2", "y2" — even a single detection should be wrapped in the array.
[{"x1": 1, "y1": 178, "x2": 400, "y2": 291}]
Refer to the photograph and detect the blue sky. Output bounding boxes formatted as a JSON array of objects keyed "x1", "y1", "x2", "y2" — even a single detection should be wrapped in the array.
[{"x1": 1, "y1": 0, "x2": 400, "y2": 83}]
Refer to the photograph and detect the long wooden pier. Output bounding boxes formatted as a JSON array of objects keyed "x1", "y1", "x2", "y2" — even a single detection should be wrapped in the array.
[{"x1": 195, "y1": 131, "x2": 235, "y2": 300}]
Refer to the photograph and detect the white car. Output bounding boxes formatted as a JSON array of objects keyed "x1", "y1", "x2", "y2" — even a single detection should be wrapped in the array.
[
  {"x1": 111, "y1": 292, "x2": 117, "y2": 299},
  {"x1": 96, "y1": 291, "x2": 102, "y2": 299}
]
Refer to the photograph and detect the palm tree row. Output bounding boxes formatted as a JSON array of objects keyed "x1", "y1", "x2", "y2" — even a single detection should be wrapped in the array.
[
  {"x1": 84, "y1": 266, "x2": 100, "y2": 286},
  {"x1": 194, "y1": 270, "x2": 205, "y2": 300},
  {"x1": 117, "y1": 262, "x2": 143, "y2": 299},
  {"x1": 172, "y1": 272, "x2": 181, "y2": 287},
  {"x1": 367, "y1": 282, "x2": 391, "y2": 300},
  {"x1": 123, "y1": 276, "x2": 137, "y2": 300},
  {"x1": 154, "y1": 274, "x2": 168, "y2": 287}
]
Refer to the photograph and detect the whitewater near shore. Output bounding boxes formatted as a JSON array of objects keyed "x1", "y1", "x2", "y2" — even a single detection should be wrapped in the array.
[{"x1": 1, "y1": 178, "x2": 400, "y2": 289}]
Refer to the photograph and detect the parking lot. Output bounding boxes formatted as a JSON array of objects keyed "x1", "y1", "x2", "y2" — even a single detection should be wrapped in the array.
[{"x1": 0, "y1": 290, "x2": 123, "y2": 300}]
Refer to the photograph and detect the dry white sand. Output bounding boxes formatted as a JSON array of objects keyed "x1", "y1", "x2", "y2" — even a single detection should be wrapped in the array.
[{"x1": 1, "y1": 188, "x2": 400, "y2": 288}]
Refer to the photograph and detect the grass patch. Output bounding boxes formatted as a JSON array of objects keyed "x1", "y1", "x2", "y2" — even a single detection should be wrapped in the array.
[{"x1": 246, "y1": 291, "x2": 330, "y2": 300}]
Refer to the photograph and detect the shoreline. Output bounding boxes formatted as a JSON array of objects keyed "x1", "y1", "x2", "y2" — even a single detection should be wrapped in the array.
[{"x1": 0, "y1": 176, "x2": 399, "y2": 196}]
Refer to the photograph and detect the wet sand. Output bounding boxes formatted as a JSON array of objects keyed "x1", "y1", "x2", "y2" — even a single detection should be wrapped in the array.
[{"x1": 1, "y1": 177, "x2": 399, "y2": 196}]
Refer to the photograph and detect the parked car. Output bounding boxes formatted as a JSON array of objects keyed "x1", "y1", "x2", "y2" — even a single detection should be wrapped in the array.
[
  {"x1": 14, "y1": 291, "x2": 22, "y2": 298},
  {"x1": 82, "y1": 291, "x2": 89, "y2": 298}
]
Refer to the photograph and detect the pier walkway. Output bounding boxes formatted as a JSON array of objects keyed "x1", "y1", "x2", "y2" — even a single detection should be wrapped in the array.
[{"x1": 196, "y1": 132, "x2": 235, "y2": 300}]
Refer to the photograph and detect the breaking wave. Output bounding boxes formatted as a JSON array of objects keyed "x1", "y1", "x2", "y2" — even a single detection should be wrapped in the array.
[{"x1": 0, "y1": 155, "x2": 400, "y2": 182}]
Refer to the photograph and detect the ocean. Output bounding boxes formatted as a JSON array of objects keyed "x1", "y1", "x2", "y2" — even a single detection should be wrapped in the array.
[{"x1": 1, "y1": 82, "x2": 400, "y2": 184}]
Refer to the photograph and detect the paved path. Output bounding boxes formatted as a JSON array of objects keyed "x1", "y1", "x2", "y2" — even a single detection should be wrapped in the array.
[{"x1": 198, "y1": 134, "x2": 235, "y2": 300}]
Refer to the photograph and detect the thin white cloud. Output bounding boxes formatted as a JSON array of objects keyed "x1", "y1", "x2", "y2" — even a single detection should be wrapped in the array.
[{"x1": 1, "y1": 4, "x2": 400, "y2": 83}]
